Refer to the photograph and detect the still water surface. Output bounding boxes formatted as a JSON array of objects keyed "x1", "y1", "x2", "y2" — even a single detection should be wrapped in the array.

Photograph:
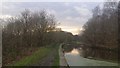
[{"x1": 64, "y1": 48, "x2": 118, "y2": 66}]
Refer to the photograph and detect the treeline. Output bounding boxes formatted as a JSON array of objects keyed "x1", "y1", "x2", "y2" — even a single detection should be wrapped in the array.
[
  {"x1": 80, "y1": 1, "x2": 118, "y2": 61},
  {"x1": 2, "y1": 9, "x2": 74, "y2": 65}
]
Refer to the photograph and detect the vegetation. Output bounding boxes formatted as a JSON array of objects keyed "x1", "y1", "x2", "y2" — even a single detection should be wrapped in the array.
[
  {"x1": 118, "y1": 1, "x2": 120, "y2": 63},
  {"x1": 52, "y1": 45, "x2": 59, "y2": 66},
  {"x1": 10, "y1": 47, "x2": 52, "y2": 66},
  {"x1": 2, "y1": 9, "x2": 74, "y2": 65},
  {"x1": 2, "y1": 1, "x2": 119, "y2": 66},
  {"x1": 2, "y1": 9, "x2": 57, "y2": 65},
  {"x1": 79, "y1": 1, "x2": 118, "y2": 61}
]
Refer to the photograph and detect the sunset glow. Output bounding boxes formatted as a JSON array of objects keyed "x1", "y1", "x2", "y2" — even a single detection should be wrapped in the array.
[
  {"x1": 57, "y1": 26, "x2": 80, "y2": 35},
  {"x1": 71, "y1": 48, "x2": 79, "y2": 55}
]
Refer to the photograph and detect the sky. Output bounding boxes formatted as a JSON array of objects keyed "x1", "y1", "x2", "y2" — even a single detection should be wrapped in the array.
[{"x1": 0, "y1": 2, "x2": 103, "y2": 35}]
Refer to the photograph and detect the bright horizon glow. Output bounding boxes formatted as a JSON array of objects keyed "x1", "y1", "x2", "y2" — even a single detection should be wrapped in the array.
[
  {"x1": 71, "y1": 48, "x2": 79, "y2": 55},
  {"x1": 57, "y1": 26, "x2": 80, "y2": 35},
  {"x1": 66, "y1": 48, "x2": 79, "y2": 55},
  {"x1": 0, "y1": 15, "x2": 84, "y2": 35},
  {"x1": 0, "y1": 15, "x2": 12, "y2": 19},
  {"x1": 62, "y1": 28, "x2": 79, "y2": 35},
  {"x1": 0, "y1": 15, "x2": 82, "y2": 35}
]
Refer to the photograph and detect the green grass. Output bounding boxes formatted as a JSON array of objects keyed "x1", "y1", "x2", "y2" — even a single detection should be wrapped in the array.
[
  {"x1": 76, "y1": 41, "x2": 81, "y2": 44},
  {"x1": 52, "y1": 45, "x2": 59, "y2": 66},
  {"x1": 52, "y1": 45, "x2": 60, "y2": 68},
  {"x1": 9, "y1": 46, "x2": 52, "y2": 66}
]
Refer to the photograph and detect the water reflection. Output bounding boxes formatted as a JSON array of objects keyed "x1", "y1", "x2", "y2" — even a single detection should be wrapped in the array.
[
  {"x1": 65, "y1": 48, "x2": 79, "y2": 55},
  {"x1": 64, "y1": 48, "x2": 118, "y2": 66}
]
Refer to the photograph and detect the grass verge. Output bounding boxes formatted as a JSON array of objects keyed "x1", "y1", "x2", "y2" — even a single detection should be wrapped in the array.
[
  {"x1": 9, "y1": 46, "x2": 52, "y2": 66},
  {"x1": 52, "y1": 45, "x2": 59, "y2": 66}
]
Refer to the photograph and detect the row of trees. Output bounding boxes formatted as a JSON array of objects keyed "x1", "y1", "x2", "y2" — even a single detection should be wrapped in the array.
[
  {"x1": 118, "y1": 1, "x2": 120, "y2": 61},
  {"x1": 3, "y1": 10, "x2": 56, "y2": 47},
  {"x1": 80, "y1": 1, "x2": 118, "y2": 61},
  {"x1": 2, "y1": 9, "x2": 74, "y2": 65}
]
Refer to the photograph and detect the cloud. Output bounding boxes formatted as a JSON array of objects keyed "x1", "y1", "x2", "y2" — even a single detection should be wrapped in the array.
[
  {"x1": 2, "y1": 0, "x2": 105, "y2": 2},
  {"x1": 2, "y1": 2, "x2": 25, "y2": 16},
  {"x1": 74, "y1": 6, "x2": 92, "y2": 19},
  {"x1": 0, "y1": 15, "x2": 12, "y2": 19},
  {"x1": 46, "y1": 9, "x2": 57, "y2": 15},
  {"x1": 1, "y1": 2, "x2": 100, "y2": 35},
  {"x1": 66, "y1": 16, "x2": 72, "y2": 20},
  {"x1": 64, "y1": 3, "x2": 70, "y2": 6}
]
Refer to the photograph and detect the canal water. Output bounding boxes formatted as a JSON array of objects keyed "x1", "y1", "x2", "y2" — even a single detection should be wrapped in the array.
[{"x1": 64, "y1": 48, "x2": 118, "y2": 66}]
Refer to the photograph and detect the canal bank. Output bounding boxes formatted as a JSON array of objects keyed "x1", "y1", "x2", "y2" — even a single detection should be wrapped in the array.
[{"x1": 59, "y1": 44, "x2": 69, "y2": 66}]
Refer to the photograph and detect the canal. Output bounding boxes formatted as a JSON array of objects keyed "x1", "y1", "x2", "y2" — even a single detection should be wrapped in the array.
[{"x1": 64, "y1": 48, "x2": 118, "y2": 66}]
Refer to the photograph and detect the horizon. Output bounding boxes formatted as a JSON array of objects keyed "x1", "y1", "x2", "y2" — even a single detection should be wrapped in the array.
[{"x1": 0, "y1": 2, "x2": 103, "y2": 35}]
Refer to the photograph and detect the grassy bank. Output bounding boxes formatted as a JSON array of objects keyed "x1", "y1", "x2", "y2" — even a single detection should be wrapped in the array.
[
  {"x1": 52, "y1": 45, "x2": 59, "y2": 66},
  {"x1": 9, "y1": 46, "x2": 53, "y2": 66}
]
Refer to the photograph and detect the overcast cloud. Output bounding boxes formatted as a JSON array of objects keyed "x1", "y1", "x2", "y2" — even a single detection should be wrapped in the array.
[{"x1": 1, "y1": 2, "x2": 102, "y2": 35}]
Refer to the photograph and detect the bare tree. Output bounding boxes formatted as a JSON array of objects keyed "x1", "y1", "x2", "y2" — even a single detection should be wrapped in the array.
[
  {"x1": 80, "y1": 1, "x2": 118, "y2": 60},
  {"x1": 2, "y1": 9, "x2": 58, "y2": 65}
]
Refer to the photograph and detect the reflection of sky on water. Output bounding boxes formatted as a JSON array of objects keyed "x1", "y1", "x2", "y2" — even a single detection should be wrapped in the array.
[
  {"x1": 65, "y1": 48, "x2": 118, "y2": 66},
  {"x1": 65, "y1": 48, "x2": 79, "y2": 55}
]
